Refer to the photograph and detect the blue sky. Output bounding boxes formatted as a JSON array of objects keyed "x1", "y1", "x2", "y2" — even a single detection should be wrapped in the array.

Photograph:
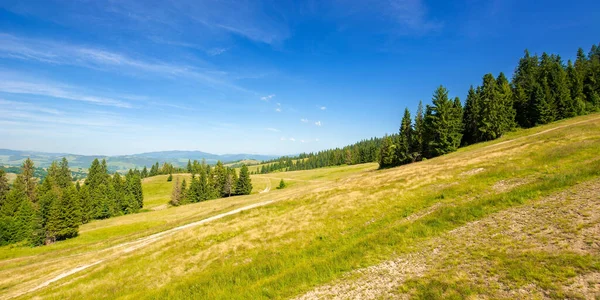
[{"x1": 0, "y1": 0, "x2": 599, "y2": 156}]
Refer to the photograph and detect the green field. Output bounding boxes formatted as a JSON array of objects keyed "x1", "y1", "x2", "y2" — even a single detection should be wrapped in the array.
[{"x1": 1, "y1": 114, "x2": 600, "y2": 299}]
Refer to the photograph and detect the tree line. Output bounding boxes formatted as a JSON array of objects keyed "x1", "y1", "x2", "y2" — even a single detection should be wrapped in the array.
[
  {"x1": 170, "y1": 162, "x2": 252, "y2": 206},
  {"x1": 0, "y1": 158, "x2": 143, "y2": 246},
  {"x1": 254, "y1": 137, "x2": 384, "y2": 174},
  {"x1": 380, "y1": 44, "x2": 600, "y2": 168}
]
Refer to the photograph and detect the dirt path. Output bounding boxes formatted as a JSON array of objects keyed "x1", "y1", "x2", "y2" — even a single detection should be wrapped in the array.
[{"x1": 11, "y1": 200, "x2": 275, "y2": 299}]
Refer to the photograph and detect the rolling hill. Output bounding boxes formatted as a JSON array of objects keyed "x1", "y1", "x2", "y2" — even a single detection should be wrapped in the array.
[
  {"x1": 1, "y1": 113, "x2": 599, "y2": 299},
  {"x1": 0, "y1": 149, "x2": 278, "y2": 171}
]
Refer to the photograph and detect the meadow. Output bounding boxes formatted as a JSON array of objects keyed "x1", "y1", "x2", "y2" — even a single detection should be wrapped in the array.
[{"x1": 1, "y1": 113, "x2": 599, "y2": 299}]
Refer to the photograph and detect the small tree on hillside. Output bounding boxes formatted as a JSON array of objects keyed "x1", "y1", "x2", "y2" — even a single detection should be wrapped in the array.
[
  {"x1": 235, "y1": 165, "x2": 253, "y2": 195},
  {"x1": 277, "y1": 179, "x2": 286, "y2": 189},
  {"x1": 167, "y1": 173, "x2": 173, "y2": 182}
]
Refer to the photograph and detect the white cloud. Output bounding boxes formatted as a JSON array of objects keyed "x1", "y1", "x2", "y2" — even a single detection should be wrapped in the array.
[
  {"x1": 300, "y1": 118, "x2": 309, "y2": 123},
  {"x1": 275, "y1": 107, "x2": 281, "y2": 112},
  {"x1": 280, "y1": 137, "x2": 287, "y2": 141},
  {"x1": 289, "y1": 138, "x2": 296, "y2": 142},
  {"x1": 320, "y1": 106, "x2": 327, "y2": 110},
  {"x1": 0, "y1": 34, "x2": 252, "y2": 94},
  {"x1": 301, "y1": 140, "x2": 305, "y2": 143},
  {"x1": 261, "y1": 94, "x2": 275, "y2": 101},
  {"x1": 315, "y1": 121, "x2": 322, "y2": 126},
  {"x1": 0, "y1": 77, "x2": 132, "y2": 108},
  {"x1": 0, "y1": 99, "x2": 61, "y2": 115},
  {"x1": 315, "y1": 138, "x2": 320, "y2": 142},
  {"x1": 265, "y1": 127, "x2": 280, "y2": 132},
  {"x1": 206, "y1": 47, "x2": 228, "y2": 56}
]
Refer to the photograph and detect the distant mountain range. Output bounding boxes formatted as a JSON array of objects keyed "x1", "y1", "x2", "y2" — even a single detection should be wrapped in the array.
[{"x1": 0, "y1": 149, "x2": 278, "y2": 171}]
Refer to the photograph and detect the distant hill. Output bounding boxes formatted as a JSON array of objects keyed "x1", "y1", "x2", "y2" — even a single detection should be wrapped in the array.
[{"x1": 0, "y1": 149, "x2": 278, "y2": 171}]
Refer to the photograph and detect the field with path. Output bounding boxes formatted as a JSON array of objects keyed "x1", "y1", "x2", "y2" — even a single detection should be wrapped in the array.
[{"x1": 1, "y1": 114, "x2": 599, "y2": 299}]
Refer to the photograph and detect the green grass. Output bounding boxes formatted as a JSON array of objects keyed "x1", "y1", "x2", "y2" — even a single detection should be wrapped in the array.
[{"x1": 2, "y1": 113, "x2": 600, "y2": 299}]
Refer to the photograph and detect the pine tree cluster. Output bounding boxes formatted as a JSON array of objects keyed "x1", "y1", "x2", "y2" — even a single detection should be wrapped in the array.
[
  {"x1": 379, "y1": 44, "x2": 600, "y2": 168},
  {"x1": 170, "y1": 162, "x2": 252, "y2": 206},
  {"x1": 0, "y1": 158, "x2": 143, "y2": 246}
]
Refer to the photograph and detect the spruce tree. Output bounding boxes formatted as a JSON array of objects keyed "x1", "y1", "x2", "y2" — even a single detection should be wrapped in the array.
[
  {"x1": 14, "y1": 197, "x2": 36, "y2": 243},
  {"x1": 412, "y1": 101, "x2": 425, "y2": 160},
  {"x1": 235, "y1": 165, "x2": 253, "y2": 195},
  {"x1": 22, "y1": 158, "x2": 37, "y2": 202},
  {"x1": 277, "y1": 179, "x2": 286, "y2": 189},
  {"x1": 567, "y1": 60, "x2": 587, "y2": 115},
  {"x1": 423, "y1": 85, "x2": 462, "y2": 158},
  {"x1": 378, "y1": 135, "x2": 396, "y2": 168},
  {"x1": 496, "y1": 72, "x2": 516, "y2": 131},
  {"x1": 397, "y1": 108, "x2": 414, "y2": 164},
  {"x1": 0, "y1": 169, "x2": 9, "y2": 208},
  {"x1": 532, "y1": 81, "x2": 554, "y2": 125},
  {"x1": 180, "y1": 179, "x2": 188, "y2": 204},
  {"x1": 512, "y1": 50, "x2": 540, "y2": 128},
  {"x1": 478, "y1": 73, "x2": 504, "y2": 141},
  {"x1": 462, "y1": 86, "x2": 480, "y2": 145},
  {"x1": 79, "y1": 184, "x2": 92, "y2": 223}
]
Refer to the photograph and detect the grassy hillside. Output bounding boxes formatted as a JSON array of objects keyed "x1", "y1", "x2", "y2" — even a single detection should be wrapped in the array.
[{"x1": 1, "y1": 114, "x2": 599, "y2": 299}]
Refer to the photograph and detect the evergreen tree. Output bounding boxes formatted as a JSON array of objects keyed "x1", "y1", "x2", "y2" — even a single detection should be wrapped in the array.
[
  {"x1": 378, "y1": 135, "x2": 397, "y2": 168},
  {"x1": 14, "y1": 196, "x2": 36, "y2": 243},
  {"x1": 412, "y1": 101, "x2": 425, "y2": 160},
  {"x1": 187, "y1": 160, "x2": 193, "y2": 174},
  {"x1": 478, "y1": 73, "x2": 505, "y2": 141},
  {"x1": 532, "y1": 81, "x2": 554, "y2": 125},
  {"x1": 397, "y1": 108, "x2": 414, "y2": 164},
  {"x1": 567, "y1": 60, "x2": 587, "y2": 115},
  {"x1": 496, "y1": 72, "x2": 516, "y2": 131},
  {"x1": 462, "y1": 86, "x2": 480, "y2": 145},
  {"x1": 167, "y1": 173, "x2": 173, "y2": 182},
  {"x1": 22, "y1": 158, "x2": 37, "y2": 202},
  {"x1": 141, "y1": 166, "x2": 148, "y2": 178},
  {"x1": 512, "y1": 50, "x2": 540, "y2": 128},
  {"x1": 58, "y1": 186, "x2": 81, "y2": 240},
  {"x1": 584, "y1": 43, "x2": 600, "y2": 111},
  {"x1": 57, "y1": 157, "x2": 72, "y2": 188},
  {"x1": 79, "y1": 184, "x2": 92, "y2": 223},
  {"x1": 0, "y1": 169, "x2": 9, "y2": 208},
  {"x1": 277, "y1": 179, "x2": 286, "y2": 189},
  {"x1": 188, "y1": 176, "x2": 201, "y2": 203},
  {"x1": 180, "y1": 179, "x2": 188, "y2": 204},
  {"x1": 1, "y1": 175, "x2": 27, "y2": 217},
  {"x1": 235, "y1": 165, "x2": 253, "y2": 195},
  {"x1": 423, "y1": 85, "x2": 462, "y2": 158}
]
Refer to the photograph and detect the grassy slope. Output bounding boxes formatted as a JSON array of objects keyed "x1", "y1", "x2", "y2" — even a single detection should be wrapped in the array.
[{"x1": 0, "y1": 113, "x2": 599, "y2": 299}]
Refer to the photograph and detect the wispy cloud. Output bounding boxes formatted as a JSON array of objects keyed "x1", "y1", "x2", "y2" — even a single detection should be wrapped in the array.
[
  {"x1": 289, "y1": 138, "x2": 296, "y2": 142},
  {"x1": 0, "y1": 33, "x2": 252, "y2": 94},
  {"x1": 385, "y1": 0, "x2": 443, "y2": 33},
  {"x1": 300, "y1": 118, "x2": 309, "y2": 123},
  {"x1": 265, "y1": 127, "x2": 280, "y2": 132},
  {"x1": 315, "y1": 121, "x2": 322, "y2": 126},
  {"x1": 319, "y1": 106, "x2": 327, "y2": 110},
  {"x1": 0, "y1": 99, "x2": 61, "y2": 115},
  {"x1": 275, "y1": 102, "x2": 282, "y2": 112},
  {"x1": 261, "y1": 94, "x2": 275, "y2": 101},
  {"x1": 0, "y1": 76, "x2": 132, "y2": 108},
  {"x1": 206, "y1": 47, "x2": 229, "y2": 56}
]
